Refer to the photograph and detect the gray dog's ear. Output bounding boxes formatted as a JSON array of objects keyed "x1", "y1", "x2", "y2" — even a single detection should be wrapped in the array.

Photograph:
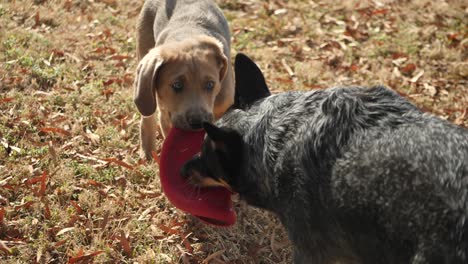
[
  {"x1": 134, "y1": 48, "x2": 164, "y2": 117},
  {"x1": 233, "y1": 53, "x2": 271, "y2": 110}
]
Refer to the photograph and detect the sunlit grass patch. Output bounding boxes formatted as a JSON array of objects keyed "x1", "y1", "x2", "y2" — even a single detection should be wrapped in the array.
[{"x1": 0, "y1": 0, "x2": 466, "y2": 263}]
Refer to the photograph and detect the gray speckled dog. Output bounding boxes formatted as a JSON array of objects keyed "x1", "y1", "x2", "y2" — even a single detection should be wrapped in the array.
[
  {"x1": 134, "y1": 0, "x2": 234, "y2": 160},
  {"x1": 182, "y1": 54, "x2": 468, "y2": 264}
]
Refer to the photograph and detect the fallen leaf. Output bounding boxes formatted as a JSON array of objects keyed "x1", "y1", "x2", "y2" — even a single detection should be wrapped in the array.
[
  {"x1": 52, "y1": 49, "x2": 65, "y2": 57},
  {"x1": 423, "y1": 83, "x2": 437, "y2": 96},
  {"x1": 44, "y1": 201, "x2": 51, "y2": 219},
  {"x1": 176, "y1": 244, "x2": 191, "y2": 264},
  {"x1": 115, "y1": 230, "x2": 132, "y2": 257},
  {"x1": 303, "y1": 83, "x2": 323, "y2": 89},
  {"x1": 40, "y1": 127, "x2": 71, "y2": 136},
  {"x1": 281, "y1": 58, "x2": 295, "y2": 78},
  {"x1": 158, "y1": 224, "x2": 180, "y2": 235},
  {"x1": 100, "y1": 0, "x2": 117, "y2": 6},
  {"x1": 70, "y1": 201, "x2": 83, "y2": 214},
  {"x1": 151, "y1": 151, "x2": 160, "y2": 165},
  {"x1": 87, "y1": 179, "x2": 104, "y2": 188},
  {"x1": 48, "y1": 141, "x2": 58, "y2": 164},
  {"x1": 391, "y1": 52, "x2": 408, "y2": 59},
  {"x1": 410, "y1": 70, "x2": 425, "y2": 83},
  {"x1": 392, "y1": 67, "x2": 402, "y2": 78},
  {"x1": 110, "y1": 54, "x2": 129, "y2": 60},
  {"x1": 13, "y1": 201, "x2": 34, "y2": 211},
  {"x1": 247, "y1": 243, "x2": 265, "y2": 257},
  {"x1": 344, "y1": 26, "x2": 369, "y2": 42},
  {"x1": 0, "y1": 98, "x2": 14, "y2": 104},
  {"x1": 56, "y1": 227, "x2": 75, "y2": 236},
  {"x1": 101, "y1": 88, "x2": 114, "y2": 97},
  {"x1": 0, "y1": 240, "x2": 12, "y2": 255},
  {"x1": 274, "y1": 77, "x2": 293, "y2": 84},
  {"x1": 350, "y1": 64, "x2": 359, "y2": 72},
  {"x1": 392, "y1": 57, "x2": 408, "y2": 67},
  {"x1": 36, "y1": 247, "x2": 43, "y2": 263},
  {"x1": 0, "y1": 207, "x2": 4, "y2": 224},
  {"x1": 400, "y1": 63, "x2": 416, "y2": 76},
  {"x1": 38, "y1": 171, "x2": 47, "y2": 196},
  {"x1": 101, "y1": 158, "x2": 134, "y2": 170},
  {"x1": 137, "y1": 206, "x2": 155, "y2": 221},
  {"x1": 84, "y1": 129, "x2": 100, "y2": 144},
  {"x1": 54, "y1": 240, "x2": 67, "y2": 248},
  {"x1": 202, "y1": 250, "x2": 225, "y2": 264},
  {"x1": 102, "y1": 79, "x2": 115, "y2": 86},
  {"x1": 68, "y1": 248, "x2": 83, "y2": 264},
  {"x1": 26, "y1": 171, "x2": 48, "y2": 196},
  {"x1": 182, "y1": 233, "x2": 193, "y2": 253},
  {"x1": 75, "y1": 153, "x2": 107, "y2": 165},
  {"x1": 68, "y1": 250, "x2": 104, "y2": 264},
  {"x1": 372, "y1": 8, "x2": 389, "y2": 15},
  {"x1": 34, "y1": 11, "x2": 40, "y2": 27}
]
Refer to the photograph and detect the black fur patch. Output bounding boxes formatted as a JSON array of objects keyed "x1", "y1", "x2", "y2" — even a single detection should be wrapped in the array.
[{"x1": 183, "y1": 54, "x2": 468, "y2": 264}]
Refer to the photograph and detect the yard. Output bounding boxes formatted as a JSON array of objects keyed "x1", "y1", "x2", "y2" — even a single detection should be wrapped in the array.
[{"x1": 0, "y1": 0, "x2": 466, "y2": 263}]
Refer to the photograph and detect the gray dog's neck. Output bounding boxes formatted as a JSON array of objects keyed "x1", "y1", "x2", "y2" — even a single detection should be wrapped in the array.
[{"x1": 218, "y1": 86, "x2": 421, "y2": 210}]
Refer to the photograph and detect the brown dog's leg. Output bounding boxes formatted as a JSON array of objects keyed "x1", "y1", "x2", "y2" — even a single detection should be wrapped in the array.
[
  {"x1": 136, "y1": 1, "x2": 156, "y2": 61},
  {"x1": 158, "y1": 110, "x2": 171, "y2": 138},
  {"x1": 139, "y1": 115, "x2": 159, "y2": 161}
]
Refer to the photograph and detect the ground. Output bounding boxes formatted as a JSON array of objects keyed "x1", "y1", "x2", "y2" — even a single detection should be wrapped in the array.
[{"x1": 0, "y1": 0, "x2": 466, "y2": 263}]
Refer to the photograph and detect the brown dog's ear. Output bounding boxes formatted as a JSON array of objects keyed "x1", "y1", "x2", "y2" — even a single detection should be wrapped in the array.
[
  {"x1": 208, "y1": 39, "x2": 228, "y2": 82},
  {"x1": 134, "y1": 48, "x2": 164, "y2": 117},
  {"x1": 217, "y1": 52, "x2": 228, "y2": 82}
]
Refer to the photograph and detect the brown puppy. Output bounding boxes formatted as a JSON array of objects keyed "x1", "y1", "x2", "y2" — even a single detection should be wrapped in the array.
[{"x1": 134, "y1": 0, "x2": 234, "y2": 160}]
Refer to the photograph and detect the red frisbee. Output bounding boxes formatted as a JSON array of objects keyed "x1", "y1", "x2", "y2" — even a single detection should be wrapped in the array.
[{"x1": 159, "y1": 127, "x2": 236, "y2": 226}]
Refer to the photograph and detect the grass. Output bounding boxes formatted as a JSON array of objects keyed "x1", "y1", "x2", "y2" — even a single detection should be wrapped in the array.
[{"x1": 1, "y1": 0, "x2": 467, "y2": 263}]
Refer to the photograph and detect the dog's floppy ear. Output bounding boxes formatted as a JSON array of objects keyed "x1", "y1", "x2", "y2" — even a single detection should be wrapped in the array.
[
  {"x1": 233, "y1": 53, "x2": 271, "y2": 109},
  {"x1": 134, "y1": 48, "x2": 164, "y2": 117}
]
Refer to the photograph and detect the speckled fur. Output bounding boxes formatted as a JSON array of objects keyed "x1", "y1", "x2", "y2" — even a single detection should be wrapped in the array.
[{"x1": 213, "y1": 56, "x2": 468, "y2": 264}]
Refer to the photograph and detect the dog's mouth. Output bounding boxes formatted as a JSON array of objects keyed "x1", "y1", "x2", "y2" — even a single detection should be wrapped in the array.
[
  {"x1": 171, "y1": 113, "x2": 213, "y2": 131},
  {"x1": 188, "y1": 122, "x2": 203, "y2": 130}
]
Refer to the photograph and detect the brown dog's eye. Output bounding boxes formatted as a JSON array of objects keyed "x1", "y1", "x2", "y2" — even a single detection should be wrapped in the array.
[
  {"x1": 172, "y1": 80, "x2": 184, "y2": 93},
  {"x1": 206, "y1": 80, "x2": 215, "y2": 92}
]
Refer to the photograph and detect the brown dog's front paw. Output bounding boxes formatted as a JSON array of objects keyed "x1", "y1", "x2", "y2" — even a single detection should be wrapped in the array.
[
  {"x1": 140, "y1": 148, "x2": 155, "y2": 162},
  {"x1": 140, "y1": 133, "x2": 164, "y2": 162},
  {"x1": 139, "y1": 115, "x2": 162, "y2": 162}
]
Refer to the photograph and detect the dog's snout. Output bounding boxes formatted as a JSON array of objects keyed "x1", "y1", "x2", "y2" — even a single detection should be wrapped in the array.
[
  {"x1": 188, "y1": 119, "x2": 203, "y2": 130},
  {"x1": 186, "y1": 110, "x2": 212, "y2": 130}
]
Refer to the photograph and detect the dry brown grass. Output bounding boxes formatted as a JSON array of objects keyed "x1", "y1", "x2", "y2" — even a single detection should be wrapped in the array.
[{"x1": 0, "y1": 0, "x2": 466, "y2": 263}]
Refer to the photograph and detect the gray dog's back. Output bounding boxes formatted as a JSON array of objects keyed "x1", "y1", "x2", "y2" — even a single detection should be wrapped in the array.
[{"x1": 219, "y1": 86, "x2": 468, "y2": 263}]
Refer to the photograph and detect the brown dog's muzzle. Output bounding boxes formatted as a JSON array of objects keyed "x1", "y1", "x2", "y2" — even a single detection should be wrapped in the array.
[{"x1": 185, "y1": 109, "x2": 214, "y2": 130}]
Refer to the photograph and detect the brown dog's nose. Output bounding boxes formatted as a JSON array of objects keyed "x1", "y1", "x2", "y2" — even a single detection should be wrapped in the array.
[
  {"x1": 186, "y1": 115, "x2": 203, "y2": 129},
  {"x1": 186, "y1": 110, "x2": 212, "y2": 130},
  {"x1": 189, "y1": 121, "x2": 203, "y2": 130}
]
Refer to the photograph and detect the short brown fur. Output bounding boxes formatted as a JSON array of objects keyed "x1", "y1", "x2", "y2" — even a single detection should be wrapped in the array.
[{"x1": 134, "y1": 0, "x2": 234, "y2": 160}]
